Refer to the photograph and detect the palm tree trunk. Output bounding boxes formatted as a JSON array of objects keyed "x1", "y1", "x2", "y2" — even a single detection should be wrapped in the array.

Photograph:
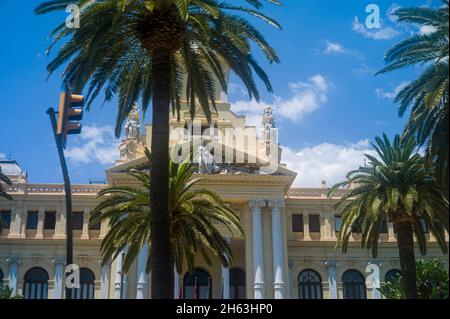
[
  {"x1": 396, "y1": 221, "x2": 418, "y2": 299},
  {"x1": 150, "y1": 47, "x2": 173, "y2": 299}
]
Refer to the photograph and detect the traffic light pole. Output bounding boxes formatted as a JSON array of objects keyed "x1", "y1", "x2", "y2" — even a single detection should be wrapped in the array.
[{"x1": 47, "y1": 107, "x2": 73, "y2": 300}]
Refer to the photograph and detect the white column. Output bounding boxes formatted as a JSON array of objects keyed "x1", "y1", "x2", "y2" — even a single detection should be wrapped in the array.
[
  {"x1": 6, "y1": 257, "x2": 20, "y2": 296},
  {"x1": 367, "y1": 260, "x2": 381, "y2": 299},
  {"x1": 52, "y1": 257, "x2": 65, "y2": 299},
  {"x1": 100, "y1": 260, "x2": 111, "y2": 299},
  {"x1": 325, "y1": 260, "x2": 338, "y2": 299},
  {"x1": 221, "y1": 265, "x2": 230, "y2": 299},
  {"x1": 269, "y1": 199, "x2": 286, "y2": 299},
  {"x1": 249, "y1": 199, "x2": 266, "y2": 299},
  {"x1": 136, "y1": 244, "x2": 149, "y2": 299},
  {"x1": 114, "y1": 249, "x2": 127, "y2": 299},
  {"x1": 174, "y1": 265, "x2": 180, "y2": 299}
]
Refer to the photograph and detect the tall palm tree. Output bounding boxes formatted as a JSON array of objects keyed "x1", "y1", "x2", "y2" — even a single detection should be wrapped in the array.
[
  {"x1": 35, "y1": 0, "x2": 281, "y2": 298},
  {"x1": 329, "y1": 134, "x2": 449, "y2": 299},
  {"x1": 376, "y1": 2, "x2": 449, "y2": 191},
  {"x1": 0, "y1": 172, "x2": 12, "y2": 201},
  {"x1": 0, "y1": 171, "x2": 12, "y2": 231},
  {"x1": 91, "y1": 150, "x2": 243, "y2": 283}
]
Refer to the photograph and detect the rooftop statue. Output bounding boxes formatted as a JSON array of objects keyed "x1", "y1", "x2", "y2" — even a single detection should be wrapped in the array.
[
  {"x1": 196, "y1": 143, "x2": 220, "y2": 174},
  {"x1": 119, "y1": 103, "x2": 144, "y2": 163},
  {"x1": 124, "y1": 103, "x2": 141, "y2": 141}
]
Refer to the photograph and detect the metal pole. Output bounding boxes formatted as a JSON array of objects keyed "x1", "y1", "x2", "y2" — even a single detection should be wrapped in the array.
[{"x1": 47, "y1": 107, "x2": 73, "y2": 299}]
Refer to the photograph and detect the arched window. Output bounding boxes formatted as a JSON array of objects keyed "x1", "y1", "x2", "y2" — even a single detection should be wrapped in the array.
[
  {"x1": 342, "y1": 269, "x2": 366, "y2": 299},
  {"x1": 385, "y1": 269, "x2": 402, "y2": 283},
  {"x1": 298, "y1": 269, "x2": 323, "y2": 299},
  {"x1": 230, "y1": 268, "x2": 246, "y2": 299},
  {"x1": 24, "y1": 267, "x2": 49, "y2": 299},
  {"x1": 71, "y1": 268, "x2": 95, "y2": 299},
  {"x1": 183, "y1": 269, "x2": 211, "y2": 299}
]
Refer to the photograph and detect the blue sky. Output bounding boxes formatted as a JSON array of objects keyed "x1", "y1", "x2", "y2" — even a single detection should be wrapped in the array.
[{"x1": 0, "y1": 0, "x2": 438, "y2": 187}]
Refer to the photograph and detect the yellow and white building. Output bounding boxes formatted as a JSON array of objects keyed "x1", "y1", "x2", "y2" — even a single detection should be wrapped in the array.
[{"x1": 0, "y1": 93, "x2": 448, "y2": 300}]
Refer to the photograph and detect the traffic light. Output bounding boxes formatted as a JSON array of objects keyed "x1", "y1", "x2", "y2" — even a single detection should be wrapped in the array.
[{"x1": 57, "y1": 86, "x2": 84, "y2": 148}]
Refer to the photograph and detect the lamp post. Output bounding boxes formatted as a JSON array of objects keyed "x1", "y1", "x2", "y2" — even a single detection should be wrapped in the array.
[{"x1": 47, "y1": 84, "x2": 84, "y2": 299}]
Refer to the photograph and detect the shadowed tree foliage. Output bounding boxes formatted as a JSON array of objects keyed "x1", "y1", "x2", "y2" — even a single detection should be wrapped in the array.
[
  {"x1": 329, "y1": 134, "x2": 449, "y2": 299},
  {"x1": 35, "y1": 0, "x2": 281, "y2": 298},
  {"x1": 377, "y1": 2, "x2": 449, "y2": 191},
  {"x1": 380, "y1": 259, "x2": 449, "y2": 299}
]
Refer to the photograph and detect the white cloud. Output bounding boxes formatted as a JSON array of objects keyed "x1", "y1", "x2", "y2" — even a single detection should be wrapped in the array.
[
  {"x1": 387, "y1": 3, "x2": 401, "y2": 23},
  {"x1": 0, "y1": 153, "x2": 5, "y2": 159},
  {"x1": 351, "y1": 62, "x2": 373, "y2": 76},
  {"x1": 228, "y1": 83, "x2": 247, "y2": 97},
  {"x1": 375, "y1": 81, "x2": 409, "y2": 99},
  {"x1": 65, "y1": 125, "x2": 120, "y2": 165},
  {"x1": 324, "y1": 40, "x2": 345, "y2": 54},
  {"x1": 281, "y1": 140, "x2": 376, "y2": 188},
  {"x1": 352, "y1": 16, "x2": 400, "y2": 40},
  {"x1": 230, "y1": 74, "x2": 330, "y2": 124}
]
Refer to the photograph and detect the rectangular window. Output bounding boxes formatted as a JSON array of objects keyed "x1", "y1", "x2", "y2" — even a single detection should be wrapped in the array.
[
  {"x1": 43, "y1": 211, "x2": 56, "y2": 230},
  {"x1": 334, "y1": 215, "x2": 342, "y2": 233},
  {"x1": 309, "y1": 214, "x2": 320, "y2": 233},
  {"x1": 292, "y1": 214, "x2": 304, "y2": 232},
  {"x1": 380, "y1": 220, "x2": 388, "y2": 233},
  {"x1": 1, "y1": 211, "x2": 12, "y2": 229},
  {"x1": 26, "y1": 211, "x2": 39, "y2": 230},
  {"x1": 72, "y1": 212, "x2": 84, "y2": 230}
]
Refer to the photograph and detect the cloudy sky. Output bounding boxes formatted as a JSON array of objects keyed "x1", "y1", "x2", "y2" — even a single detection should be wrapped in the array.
[{"x1": 0, "y1": 0, "x2": 438, "y2": 187}]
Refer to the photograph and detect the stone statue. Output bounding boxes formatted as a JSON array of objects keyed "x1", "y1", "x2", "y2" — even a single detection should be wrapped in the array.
[
  {"x1": 119, "y1": 103, "x2": 143, "y2": 163},
  {"x1": 196, "y1": 143, "x2": 220, "y2": 174},
  {"x1": 262, "y1": 105, "x2": 276, "y2": 130},
  {"x1": 124, "y1": 103, "x2": 141, "y2": 141}
]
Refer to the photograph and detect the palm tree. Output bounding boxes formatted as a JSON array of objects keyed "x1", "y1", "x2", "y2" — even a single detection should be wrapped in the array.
[
  {"x1": 376, "y1": 2, "x2": 449, "y2": 191},
  {"x1": 35, "y1": 0, "x2": 281, "y2": 298},
  {"x1": 91, "y1": 150, "x2": 243, "y2": 286},
  {"x1": 0, "y1": 171, "x2": 11, "y2": 201},
  {"x1": 329, "y1": 134, "x2": 449, "y2": 299},
  {"x1": 0, "y1": 171, "x2": 12, "y2": 231}
]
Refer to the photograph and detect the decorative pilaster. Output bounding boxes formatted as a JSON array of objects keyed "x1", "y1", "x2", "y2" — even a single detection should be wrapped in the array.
[
  {"x1": 287, "y1": 260, "x2": 294, "y2": 299},
  {"x1": 136, "y1": 244, "x2": 149, "y2": 299},
  {"x1": 100, "y1": 260, "x2": 111, "y2": 299},
  {"x1": 268, "y1": 198, "x2": 286, "y2": 299},
  {"x1": 36, "y1": 207, "x2": 45, "y2": 239},
  {"x1": 303, "y1": 213, "x2": 311, "y2": 240},
  {"x1": 6, "y1": 257, "x2": 20, "y2": 296},
  {"x1": 174, "y1": 265, "x2": 180, "y2": 299},
  {"x1": 249, "y1": 198, "x2": 266, "y2": 299},
  {"x1": 388, "y1": 223, "x2": 395, "y2": 242},
  {"x1": 221, "y1": 265, "x2": 230, "y2": 299},
  {"x1": 52, "y1": 257, "x2": 65, "y2": 299},
  {"x1": 81, "y1": 207, "x2": 90, "y2": 239},
  {"x1": 325, "y1": 260, "x2": 338, "y2": 299}
]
